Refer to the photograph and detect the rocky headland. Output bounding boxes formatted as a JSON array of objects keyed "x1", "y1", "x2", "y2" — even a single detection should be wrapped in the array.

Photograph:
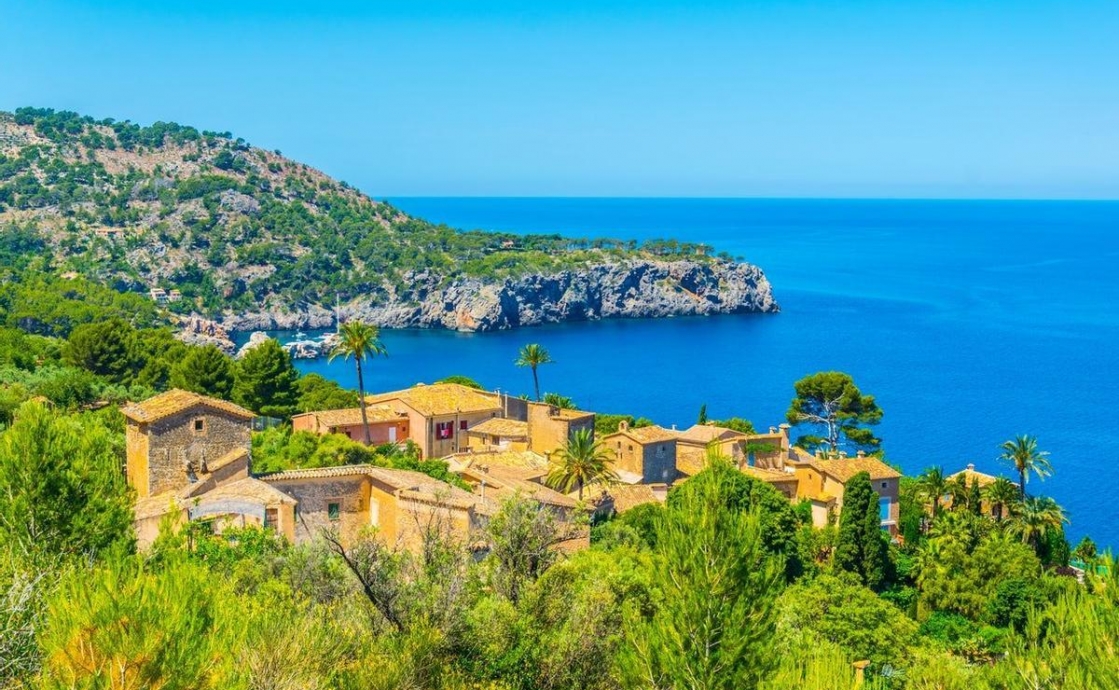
[{"x1": 220, "y1": 258, "x2": 778, "y2": 334}]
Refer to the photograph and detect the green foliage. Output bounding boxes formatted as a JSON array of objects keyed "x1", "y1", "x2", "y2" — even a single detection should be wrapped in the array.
[
  {"x1": 36, "y1": 556, "x2": 232, "y2": 689},
  {"x1": 620, "y1": 464, "x2": 786, "y2": 690},
  {"x1": 710, "y1": 416, "x2": 756, "y2": 434},
  {"x1": 776, "y1": 573, "x2": 918, "y2": 668},
  {"x1": 916, "y1": 526, "x2": 1042, "y2": 620},
  {"x1": 515, "y1": 343, "x2": 553, "y2": 402},
  {"x1": 171, "y1": 344, "x2": 235, "y2": 398},
  {"x1": 594, "y1": 413, "x2": 653, "y2": 435},
  {"x1": 329, "y1": 320, "x2": 387, "y2": 444},
  {"x1": 669, "y1": 461, "x2": 804, "y2": 579},
  {"x1": 296, "y1": 372, "x2": 359, "y2": 411},
  {"x1": 232, "y1": 338, "x2": 299, "y2": 418},
  {"x1": 786, "y1": 371, "x2": 882, "y2": 452},
  {"x1": 251, "y1": 425, "x2": 467, "y2": 489},
  {"x1": 62, "y1": 317, "x2": 137, "y2": 383},
  {"x1": 546, "y1": 428, "x2": 617, "y2": 500},
  {"x1": 436, "y1": 374, "x2": 483, "y2": 390},
  {"x1": 833, "y1": 471, "x2": 893, "y2": 591},
  {"x1": 0, "y1": 402, "x2": 133, "y2": 563}
]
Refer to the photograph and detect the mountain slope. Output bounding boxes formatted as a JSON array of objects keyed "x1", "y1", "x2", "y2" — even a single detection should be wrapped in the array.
[{"x1": 0, "y1": 108, "x2": 778, "y2": 332}]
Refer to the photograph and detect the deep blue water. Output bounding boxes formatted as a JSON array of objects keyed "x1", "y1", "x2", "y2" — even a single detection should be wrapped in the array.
[{"x1": 293, "y1": 198, "x2": 1119, "y2": 548}]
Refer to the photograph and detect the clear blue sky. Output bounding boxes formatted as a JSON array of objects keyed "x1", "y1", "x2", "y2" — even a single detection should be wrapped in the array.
[{"x1": 2, "y1": 0, "x2": 1116, "y2": 198}]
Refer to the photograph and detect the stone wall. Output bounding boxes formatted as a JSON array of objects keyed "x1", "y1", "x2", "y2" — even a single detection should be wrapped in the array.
[
  {"x1": 131, "y1": 406, "x2": 251, "y2": 497},
  {"x1": 270, "y1": 476, "x2": 372, "y2": 545}
]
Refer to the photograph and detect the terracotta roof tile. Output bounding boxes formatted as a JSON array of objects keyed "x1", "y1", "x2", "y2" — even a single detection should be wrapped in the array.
[
  {"x1": 809, "y1": 457, "x2": 901, "y2": 483},
  {"x1": 947, "y1": 464, "x2": 1010, "y2": 489},
  {"x1": 121, "y1": 389, "x2": 254, "y2": 424},
  {"x1": 606, "y1": 425, "x2": 677, "y2": 444},
  {"x1": 295, "y1": 405, "x2": 404, "y2": 428},
  {"x1": 194, "y1": 477, "x2": 297, "y2": 506},
  {"x1": 606, "y1": 484, "x2": 666, "y2": 513},
  {"x1": 467, "y1": 417, "x2": 529, "y2": 438},
  {"x1": 676, "y1": 424, "x2": 749, "y2": 444},
  {"x1": 743, "y1": 466, "x2": 799, "y2": 484},
  {"x1": 366, "y1": 383, "x2": 501, "y2": 417}
]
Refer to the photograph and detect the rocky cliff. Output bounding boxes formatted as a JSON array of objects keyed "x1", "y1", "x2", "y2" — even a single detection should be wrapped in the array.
[{"x1": 221, "y1": 258, "x2": 778, "y2": 333}]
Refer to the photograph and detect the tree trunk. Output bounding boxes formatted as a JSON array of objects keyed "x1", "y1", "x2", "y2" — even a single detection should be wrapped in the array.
[
  {"x1": 1019, "y1": 469, "x2": 1026, "y2": 499},
  {"x1": 532, "y1": 366, "x2": 541, "y2": 402},
  {"x1": 356, "y1": 358, "x2": 371, "y2": 445}
]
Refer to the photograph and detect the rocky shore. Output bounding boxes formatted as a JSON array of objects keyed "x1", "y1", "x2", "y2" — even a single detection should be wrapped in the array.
[{"x1": 218, "y1": 259, "x2": 778, "y2": 334}]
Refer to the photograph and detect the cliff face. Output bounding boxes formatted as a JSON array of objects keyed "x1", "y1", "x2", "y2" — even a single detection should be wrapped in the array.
[{"x1": 222, "y1": 259, "x2": 778, "y2": 333}]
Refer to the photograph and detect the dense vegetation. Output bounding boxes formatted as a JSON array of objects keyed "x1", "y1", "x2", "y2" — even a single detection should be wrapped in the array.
[{"x1": 0, "y1": 107, "x2": 729, "y2": 322}]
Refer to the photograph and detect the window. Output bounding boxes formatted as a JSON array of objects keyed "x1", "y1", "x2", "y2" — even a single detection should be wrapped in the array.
[
  {"x1": 264, "y1": 508, "x2": 278, "y2": 531},
  {"x1": 436, "y1": 421, "x2": 454, "y2": 440},
  {"x1": 881, "y1": 482, "x2": 888, "y2": 489},
  {"x1": 193, "y1": 418, "x2": 205, "y2": 433},
  {"x1": 460, "y1": 420, "x2": 468, "y2": 430},
  {"x1": 328, "y1": 502, "x2": 341, "y2": 521}
]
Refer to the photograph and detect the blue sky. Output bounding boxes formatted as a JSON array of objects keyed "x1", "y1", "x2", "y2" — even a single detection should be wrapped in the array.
[{"x1": 2, "y1": 1, "x2": 1116, "y2": 198}]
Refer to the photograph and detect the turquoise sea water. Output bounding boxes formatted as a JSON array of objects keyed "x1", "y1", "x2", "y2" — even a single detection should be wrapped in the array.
[{"x1": 292, "y1": 198, "x2": 1119, "y2": 548}]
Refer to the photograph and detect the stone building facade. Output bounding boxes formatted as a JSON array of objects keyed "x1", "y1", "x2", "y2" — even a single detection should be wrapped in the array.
[{"x1": 602, "y1": 421, "x2": 679, "y2": 484}]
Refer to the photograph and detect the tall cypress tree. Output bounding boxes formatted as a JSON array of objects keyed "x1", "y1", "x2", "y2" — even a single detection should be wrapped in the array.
[
  {"x1": 834, "y1": 471, "x2": 891, "y2": 591},
  {"x1": 968, "y1": 478, "x2": 983, "y2": 516}
]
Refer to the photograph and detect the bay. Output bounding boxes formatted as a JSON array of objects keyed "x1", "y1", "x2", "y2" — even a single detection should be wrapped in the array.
[{"x1": 290, "y1": 198, "x2": 1119, "y2": 548}]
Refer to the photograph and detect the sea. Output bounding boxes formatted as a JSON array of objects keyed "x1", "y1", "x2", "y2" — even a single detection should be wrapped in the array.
[{"x1": 287, "y1": 198, "x2": 1119, "y2": 549}]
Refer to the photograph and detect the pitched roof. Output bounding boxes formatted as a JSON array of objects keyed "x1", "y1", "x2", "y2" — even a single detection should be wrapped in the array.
[
  {"x1": 259, "y1": 464, "x2": 478, "y2": 508},
  {"x1": 676, "y1": 424, "x2": 749, "y2": 445},
  {"x1": 606, "y1": 484, "x2": 666, "y2": 513},
  {"x1": 947, "y1": 463, "x2": 1011, "y2": 489},
  {"x1": 809, "y1": 456, "x2": 901, "y2": 483},
  {"x1": 194, "y1": 477, "x2": 297, "y2": 506},
  {"x1": 743, "y1": 466, "x2": 799, "y2": 484},
  {"x1": 207, "y1": 447, "x2": 249, "y2": 474},
  {"x1": 366, "y1": 383, "x2": 501, "y2": 417},
  {"x1": 606, "y1": 424, "x2": 677, "y2": 444},
  {"x1": 295, "y1": 405, "x2": 404, "y2": 428},
  {"x1": 527, "y1": 402, "x2": 595, "y2": 421},
  {"x1": 467, "y1": 469, "x2": 580, "y2": 509},
  {"x1": 121, "y1": 389, "x2": 254, "y2": 424},
  {"x1": 467, "y1": 417, "x2": 529, "y2": 438}
]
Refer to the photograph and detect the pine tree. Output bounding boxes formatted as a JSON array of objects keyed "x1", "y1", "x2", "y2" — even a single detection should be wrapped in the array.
[
  {"x1": 233, "y1": 338, "x2": 299, "y2": 418},
  {"x1": 170, "y1": 345, "x2": 235, "y2": 399}
]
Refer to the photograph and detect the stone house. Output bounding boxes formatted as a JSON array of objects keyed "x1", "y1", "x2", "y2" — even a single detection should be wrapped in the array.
[
  {"x1": 122, "y1": 389, "x2": 256, "y2": 499},
  {"x1": 123, "y1": 389, "x2": 298, "y2": 546},
  {"x1": 602, "y1": 421, "x2": 679, "y2": 484},
  {"x1": 524, "y1": 402, "x2": 596, "y2": 456},
  {"x1": 291, "y1": 405, "x2": 410, "y2": 445},
  {"x1": 365, "y1": 383, "x2": 503, "y2": 459},
  {"x1": 465, "y1": 417, "x2": 530, "y2": 452},
  {"x1": 259, "y1": 464, "x2": 485, "y2": 551},
  {"x1": 947, "y1": 463, "x2": 1015, "y2": 518},
  {"x1": 790, "y1": 451, "x2": 902, "y2": 533}
]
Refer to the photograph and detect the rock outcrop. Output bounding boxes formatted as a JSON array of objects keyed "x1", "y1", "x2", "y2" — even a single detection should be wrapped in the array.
[
  {"x1": 176, "y1": 316, "x2": 237, "y2": 353},
  {"x1": 220, "y1": 259, "x2": 778, "y2": 334}
]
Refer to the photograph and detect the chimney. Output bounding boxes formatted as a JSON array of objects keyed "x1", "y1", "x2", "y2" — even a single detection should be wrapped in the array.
[
  {"x1": 619, "y1": 420, "x2": 629, "y2": 432},
  {"x1": 967, "y1": 462, "x2": 975, "y2": 471},
  {"x1": 814, "y1": 449, "x2": 823, "y2": 459},
  {"x1": 671, "y1": 424, "x2": 677, "y2": 431},
  {"x1": 769, "y1": 426, "x2": 777, "y2": 434},
  {"x1": 852, "y1": 660, "x2": 870, "y2": 687},
  {"x1": 857, "y1": 450, "x2": 866, "y2": 458}
]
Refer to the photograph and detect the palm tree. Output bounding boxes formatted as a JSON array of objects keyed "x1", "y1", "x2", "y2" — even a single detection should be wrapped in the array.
[
  {"x1": 328, "y1": 321, "x2": 387, "y2": 444},
  {"x1": 1000, "y1": 435, "x2": 1052, "y2": 499},
  {"x1": 546, "y1": 428, "x2": 617, "y2": 500},
  {"x1": 1008, "y1": 495, "x2": 1068, "y2": 552},
  {"x1": 515, "y1": 343, "x2": 553, "y2": 402},
  {"x1": 916, "y1": 466, "x2": 950, "y2": 517},
  {"x1": 984, "y1": 476, "x2": 1020, "y2": 522}
]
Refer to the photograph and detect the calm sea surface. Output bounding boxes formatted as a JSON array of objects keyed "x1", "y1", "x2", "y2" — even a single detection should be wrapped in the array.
[{"x1": 291, "y1": 198, "x2": 1119, "y2": 548}]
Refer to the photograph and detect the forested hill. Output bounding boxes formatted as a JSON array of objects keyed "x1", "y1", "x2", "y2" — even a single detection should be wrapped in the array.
[{"x1": 0, "y1": 108, "x2": 776, "y2": 333}]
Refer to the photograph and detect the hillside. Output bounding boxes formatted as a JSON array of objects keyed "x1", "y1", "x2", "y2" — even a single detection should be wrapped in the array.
[{"x1": 0, "y1": 108, "x2": 778, "y2": 332}]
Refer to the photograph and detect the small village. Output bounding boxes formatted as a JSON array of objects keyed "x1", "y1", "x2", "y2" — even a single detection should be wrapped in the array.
[{"x1": 124, "y1": 377, "x2": 996, "y2": 555}]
